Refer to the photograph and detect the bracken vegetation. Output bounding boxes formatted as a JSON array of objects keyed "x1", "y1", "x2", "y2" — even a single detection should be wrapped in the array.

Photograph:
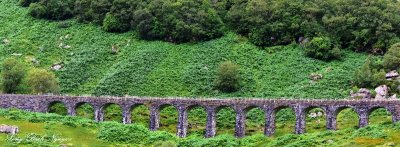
[{"x1": 1, "y1": 0, "x2": 400, "y2": 146}]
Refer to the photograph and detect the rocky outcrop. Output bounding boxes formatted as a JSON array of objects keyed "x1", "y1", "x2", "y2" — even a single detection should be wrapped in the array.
[
  {"x1": 351, "y1": 88, "x2": 372, "y2": 99},
  {"x1": 375, "y1": 85, "x2": 389, "y2": 99}
]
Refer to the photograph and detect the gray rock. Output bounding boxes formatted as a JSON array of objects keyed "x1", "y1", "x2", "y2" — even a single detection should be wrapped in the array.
[
  {"x1": 0, "y1": 125, "x2": 19, "y2": 135},
  {"x1": 51, "y1": 64, "x2": 63, "y2": 71},
  {"x1": 350, "y1": 88, "x2": 372, "y2": 99},
  {"x1": 386, "y1": 70, "x2": 399, "y2": 80},
  {"x1": 375, "y1": 85, "x2": 389, "y2": 99}
]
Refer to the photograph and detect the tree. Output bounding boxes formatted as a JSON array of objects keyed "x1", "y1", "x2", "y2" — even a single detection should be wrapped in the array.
[
  {"x1": 27, "y1": 69, "x2": 59, "y2": 94},
  {"x1": 1, "y1": 58, "x2": 26, "y2": 94},
  {"x1": 383, "y1": 42, "x2": 400, "y2": 70},
  {"x1": 215, "y1": 61, "x2": 240, "y2": 92}
]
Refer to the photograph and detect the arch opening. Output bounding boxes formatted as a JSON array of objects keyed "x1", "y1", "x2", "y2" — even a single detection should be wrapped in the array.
[
  {"x1": 304, "y1": 107, "x2": 326, "y2": 133},
  {"x1": 75, "y1": 102, "x2": 94, "y2": 119},
  {"x1": 245, "y1": 106, "x2": 265, "y2": 136},
  {"x1": 187, "y1": 105, "x2": 207, "y2": 136},
  {"x1": 216, "y1": 106, "x2": 235, "y2": 135},
  {"x1": 274, "y1": 106, "x2": 295, "y2": 136},
  {"x1": 48, "y1": 101, "x2": 67, "y2": 115},
  {"x1": 369, "y1": 107, "x2": 392, "y2": 125},
  {"x1": 130, "y1": 104, "x2": 150, "y2": 127},
  {"x1": 159, "y1": 104, "x2": 178, "y2": 134},
  {"x1": 336, "y1": 107, "x2": 358, "y2": 130},
  {"x1": 103, "y1": 103, "x2": 122, "y2": 123}
]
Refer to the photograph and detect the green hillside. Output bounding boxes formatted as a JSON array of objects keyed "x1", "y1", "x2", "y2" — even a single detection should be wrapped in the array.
[
  {"x1": 1, "y1": 0, "x2": 399, "y2": 146},
  {"x1": 0, "y1": 0, "x2": 368, "y2": 98}
]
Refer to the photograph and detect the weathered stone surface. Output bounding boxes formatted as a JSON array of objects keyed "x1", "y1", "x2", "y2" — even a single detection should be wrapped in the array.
[
  {"x1": 0, "y1": 125, "x2": 19, "y2": 135},
  {"x1": 375, "y1": 85, "x2": 389, "y2": 99},
  {"x1": 386, "y1": 70, "x2": 399, "y2": 79},
  {"x1": 351, "y1": 88, "x2": 372, "y2": 99},
  {"x1": 0, "y1": 94, "x2": 399, "y2": 138}
]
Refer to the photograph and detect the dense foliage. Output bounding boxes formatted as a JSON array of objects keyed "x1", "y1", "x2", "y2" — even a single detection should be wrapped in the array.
[
  {"x1": 304, "y1": 37, "x2": 341, "y2": 61},
  {"x1": 383, "y1": 43, "x2": 400, "y2": 70},
  {"x1": 215, "y1": 61, "x2": 240, "y2": 92},
  {"x1": 1, "y1": 58, "x2": 26, "y2": 94},
  {"x1": 27, "y1": 69, "x2": 59, "y2": 94},
  {"x1": 19, "y1": 0, "x2": 400, "y2": 52}
]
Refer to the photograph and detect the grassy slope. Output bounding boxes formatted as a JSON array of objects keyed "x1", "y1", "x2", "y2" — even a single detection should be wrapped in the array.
[
  {"x1": 0, "y1": 0, "x2": 368, "y2": 99},
  {"x1": 1, "y1": 0, "x2": 397, "y2": 146}
]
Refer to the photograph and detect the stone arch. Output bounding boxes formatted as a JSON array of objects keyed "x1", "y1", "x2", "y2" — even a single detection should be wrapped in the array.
[
  {"x1": 243, "y1": 105, "x2": 265, "y2": 136},
  {"x1": 101, "y1": 103, "x2": 123, "y2": 122},
  {"x1": 303, "y1": 106, "x2": 327, "y2": 133},
  {"x1": 129, "y1": 103, "x2": 150, "y2": 126},
  {"x1": 74, "y1": 102, "x2": 94, "y2": 119},
  {"x1": 368, "y1": 106, "x2": 393, "y2": 124},
  {"x1": 273, "y1": 106, "x2": 296, "y2": 135},
  {"x1": 334, "y1": 106, "x2": 359, "y2": 130},
  {"x1": 186, "y1": 104, "x2": 207, "y2": 136},
  {"x1": 47, "y1": 101, "x2": 68, "y2": 115},
  {"x1": 215, "y1": 105, "x2": 236, "y2": 135},
  {"x1": 157, "y1": 104, "x2": 179, "y2": 133}
]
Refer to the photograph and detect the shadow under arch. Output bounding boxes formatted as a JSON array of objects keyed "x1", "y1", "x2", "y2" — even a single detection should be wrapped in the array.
[
  {"x1": 158, "y1": 104, "x2": 178, "y2": 134},
  {"x1": 187, "y1": 105, "x2": 207, "y2": 136},
  {"x1": 130, "y1": 103, "x2": 150, "y2": 127},
  {"x1": 75, "y1": 102, "x2": 94, "y2": 119},
  {"x1": 274, "y1": 106, "x2": 296, "y2": 136},
  {"x1": 244, "y1": 105, "x2": 265, "y2": 136},
  {"x1": 368, "y1": 106, "x2": 393, "y2": 125},
  {"x1": 335, "y1": 106, "x2": 359, "y2": 130},
  {"x1": 215, "y1": 105, "x2": 236, "y2": 135},
  {"x1": 48, "y1": 101, "x2": 67, "y2": 115},
  {"x1": 102, "y1": 103, "x2": 122, "y2": 122}
]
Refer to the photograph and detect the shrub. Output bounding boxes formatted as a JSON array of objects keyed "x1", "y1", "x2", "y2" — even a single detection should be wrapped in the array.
[
  {"x1": 29, "y1": 0, "x2": 74, "y2": 20},
  {"x1": 97, "y1": 122, "x2": 150, "y2": 144},
  {"x1": 27, "y1": 68, "x2": 59, "y2": 94},
  {"x1": 18, "y1": 0, "x2": 39, "y2": 7},
  {"x1": 102, "y1": 13, "x2": 123, "y2": 32},
  {"x1": 383, "y1": 43, "x2": 400, "y2": 70},
  {"x1": 215, "y1": 61, "x2": 240, "y2": 92},
  {"x1": 354, "y1": 57, "x2": 387, "y2": 88},
  {"x1": 28, "y1": 3, "x2": 46, "y2": 18},
  {"x1": 1, "y1": 58, "x2": 26, "y2": 94},
  {"x1": 305, "y1": 37, "x2": 341, "y2": 60}
]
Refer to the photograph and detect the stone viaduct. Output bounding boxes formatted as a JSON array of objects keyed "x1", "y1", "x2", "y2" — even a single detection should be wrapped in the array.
[{"x1": 0, "y1": 94, "x2": 399, "y2": 138}]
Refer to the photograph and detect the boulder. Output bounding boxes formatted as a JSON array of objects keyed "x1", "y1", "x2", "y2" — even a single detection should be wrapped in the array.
[
  {"x1": 0, "y1": 125, "x2": 19, "y2": 135},
  {"x1": 386, "y1": 70, "x2": 399, "y2": 80},
  {"x1": 309, "y1": 73, "x2": 323, "y2": 81},
  {"x1": 51, "y1": 64, "x2": 63, "y2": 71},
  {"x1": 375, "y1": 85, "x2": 389, "y2": 99},
  {"x1": 350, "y1": 88, "x2": 372, "y2": 99}
]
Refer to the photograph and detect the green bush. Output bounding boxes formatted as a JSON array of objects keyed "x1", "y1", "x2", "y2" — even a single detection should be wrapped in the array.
[
  {"x1": 28, "y1": 3, "x2": 46, "y2": 18},
  {"x1": 97, "y1": 122, "x2": 150, "y2": 144},
  {"x1": 18, "y1": 0, "x2": 39, "y2": 7},
  {"x1": 1, "y1": 58, "x2": 26, "y2": 94},
  {"x1": 383, "y1": 43, "x2": 400, "y2": 70},
  {"x1": 305, "y1": 37, "x2": 341, "y2": 60},
  {"x1": 354, "y1": 57, "x2": 387, "y2": 88},
  {"x1": 28, "y1": 0, "x2": 75, "y2": 20},
  {"x1": 215, "y1": 61, "x2": 240, "y2": 93},
  {"x1": 102, "y1": 13, "x2": 124, "y2": 32},
  {"x1": 27, "y1": 68, "x2": 59, "y2": 94}
]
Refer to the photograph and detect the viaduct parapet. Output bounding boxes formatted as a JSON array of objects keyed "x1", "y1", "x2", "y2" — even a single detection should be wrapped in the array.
[{"x1": 0, "y1": 94, "x2": 399, "y2": 138}]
